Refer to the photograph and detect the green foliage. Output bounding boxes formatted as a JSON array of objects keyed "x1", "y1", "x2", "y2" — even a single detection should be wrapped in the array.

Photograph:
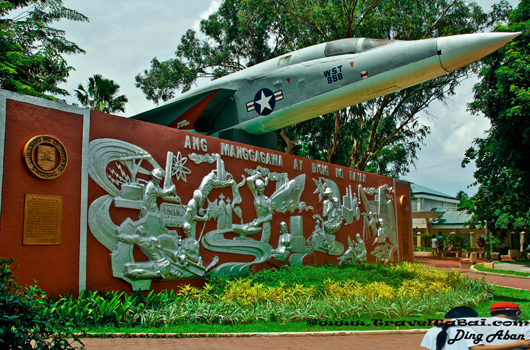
[
  {"x1": 44, "y1": 263, "x2": 492, "y2": 329},
  {"x1": 0, "y1": 0, "x2": 88, "y2": 100},
  {"x1": 420, "y1": 232, "x2": 434, "y2": 247},
  {"x1": 243, "y1": 263, "x2": 418, "y2": 290},
  {"x1": 136, "y1": 0, "x2": 491, "y2": 178},
  {"x1": 71, "y1": 285, "x2": 530, "y2": 333},
  {"x1": 0, "y1": 258, "x2": 83, "y2": 349},
  {"x1": 445, "y1": 234, "x2": 468, "y2": 248},
  {"x1": 207, "y1": 263, "x2": 420, "y2": 293},
  {"x1": 476, "y1": 235, "x2": 503, "y2": 252},
  {"x1": 456, "y1": 190, "x2": 471, "y2": 210},
  {"x1": 484, "y1": 286, "x2": 530, "y2": 320},
  {"x1": 464, "y1": 0, "x2": 530, "y2": 231},
  {"x1": 75, "y1": 74, "x2": 128, "y2": 113},
  {"x1": 414, "y1": 246, "x2": 433, "y2": 251},
  {"x1": 49, "y1": 290, "x2": 140, "y2": 327}
]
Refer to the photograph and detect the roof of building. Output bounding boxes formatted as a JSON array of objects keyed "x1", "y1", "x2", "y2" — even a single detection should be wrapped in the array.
[
  {"x1": 410, "y1": 183, "x2": 458, "y2": 201},
  {"x1": 431, "y1": 208, "x2": 473, "y2": 225}
]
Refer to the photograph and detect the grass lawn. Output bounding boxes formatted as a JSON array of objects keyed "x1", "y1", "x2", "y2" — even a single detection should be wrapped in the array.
[{"x1": 474, "y1": 262, "x2": 530, "y2": 277}]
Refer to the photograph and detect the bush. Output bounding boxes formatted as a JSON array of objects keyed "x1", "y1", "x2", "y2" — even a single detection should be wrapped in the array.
[
  {"x1": 237, "y1": 263, "x2": 418, "y2": 291},
  {"x1": 420, "y1": 233, "x2": 432, "y2": 247},
  {"x1": 414, "y1": 246, "x2": 432, "y2": 252},
  {"x1": 0, "y1": 258, "x2": 83, "y2": 349},
  {"x1": 41, "y1": 263, "x2": 493, "y2": 328}
]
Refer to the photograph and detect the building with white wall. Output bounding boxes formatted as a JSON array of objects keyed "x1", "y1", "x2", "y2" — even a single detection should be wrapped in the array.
[{"x1": 411, "y1": 184, "x2": 483, "y2": 247}]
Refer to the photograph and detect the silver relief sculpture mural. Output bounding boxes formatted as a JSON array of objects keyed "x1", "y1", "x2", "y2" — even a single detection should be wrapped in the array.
[
  {"x1": 88, "y1": 139, "x2": 218, "y2": 290},
  {"x1": 88, "y1": 138, "x2": 402, "y2": 290},
  {"x1": 358, "y1": 184, "x2": 398, "y2": 262},
  {"x1": 338, "y1": 233, "x2": 367, "y2": 265},
  {"x1": 310, "y1": 178, "x2": 359, "y2": 256}
]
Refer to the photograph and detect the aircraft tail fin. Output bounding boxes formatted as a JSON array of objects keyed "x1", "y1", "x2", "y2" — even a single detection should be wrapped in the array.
[{"x1": 131, "y1": 88, "x2": 236, "y2": 132}]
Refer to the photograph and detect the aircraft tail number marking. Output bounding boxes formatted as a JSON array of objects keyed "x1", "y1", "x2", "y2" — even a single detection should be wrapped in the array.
[{"x1": 324, "y1": 65, "x2": 343, "y2": 84}]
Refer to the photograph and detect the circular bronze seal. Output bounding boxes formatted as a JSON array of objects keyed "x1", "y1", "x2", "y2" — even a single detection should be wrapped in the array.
[
  {"x1": 400, "y1": 195, "x2": 410, "y2": 214},
  {"x1": 23, "y1": 135, "x2": 68, "y2": 180}
]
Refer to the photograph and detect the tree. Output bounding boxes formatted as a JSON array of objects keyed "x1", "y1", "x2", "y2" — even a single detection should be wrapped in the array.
[
  {"x1": 136, "y1": 0, "x2": 491, "y2": 177},
  {"x1": 456, "y1": 190, "x2": 471, "y2": 210},
  {"x1": 0, "y1": 0, "x2": 88, "y2": 100},
  {"x1": 463, "y1": 0, "x2": 530, "y2": 231},
  {"x1": 269, "y1": 0, "x2": 490, "y2": 177},
  {"x1": 75, "y1": 74, "x2": 128, "y2": 114}
]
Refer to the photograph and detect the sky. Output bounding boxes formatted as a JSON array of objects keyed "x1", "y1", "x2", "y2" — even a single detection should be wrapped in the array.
[{"x1": 54, "y1": 0, "x2": 518, "y2": 199}]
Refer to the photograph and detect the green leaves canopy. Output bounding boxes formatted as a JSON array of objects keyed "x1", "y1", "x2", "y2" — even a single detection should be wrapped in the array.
[
  {"x1": 464, "y1": 0, "x2": 530, "y2": 231},
  {"x1": 136, "y1": 0, "x2": 490, "y2": 177},
  {"x1": 0, "y1": 0, "x2": 88, "y2": 100},
  {"x1": 75, "y1": 74, "x2": 128, "y2": 114}
]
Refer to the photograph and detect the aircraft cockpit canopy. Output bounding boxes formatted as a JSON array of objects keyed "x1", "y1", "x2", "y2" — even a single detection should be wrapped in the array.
[
  {"x1": 324, "y1": 38, "x2": 395, "y2": 57},
  {"x1": 288, "y1": 37, "x2": 397, "y2": 65},
  {"x1": 324, "y1": 38, "x2": 361, "y2": 56},
  {"x1": 362, "y1": 38, "x2": 395, "y2": 51}
]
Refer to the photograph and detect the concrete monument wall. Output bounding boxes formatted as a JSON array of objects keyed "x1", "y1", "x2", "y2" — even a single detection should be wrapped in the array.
[{"x1": 0, "y1": 90, "x2": 413, "y2": 297}]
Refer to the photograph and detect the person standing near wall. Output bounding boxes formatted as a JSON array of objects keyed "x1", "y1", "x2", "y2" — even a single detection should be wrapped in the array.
[
  {"x1": 437, "y1": 232, "x2": 446, "y2": 258},
  {"x1": 432, "y1": 234, "x2": 439, "y2": 258}
]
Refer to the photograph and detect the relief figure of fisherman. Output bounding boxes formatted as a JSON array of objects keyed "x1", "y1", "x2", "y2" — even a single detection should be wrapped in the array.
[{"x1": 117, "y1": 226, "x2": 171, "y2": 279}]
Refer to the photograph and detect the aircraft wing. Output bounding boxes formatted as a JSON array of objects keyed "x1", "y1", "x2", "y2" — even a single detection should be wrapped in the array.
[{"x1": 131, "y1": 88, "x2": 236, "y2": 132}]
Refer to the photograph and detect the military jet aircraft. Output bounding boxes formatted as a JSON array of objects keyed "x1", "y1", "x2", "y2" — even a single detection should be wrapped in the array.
[{"x1": 132, "y1": 33, "x2": 520, "y2": 136}]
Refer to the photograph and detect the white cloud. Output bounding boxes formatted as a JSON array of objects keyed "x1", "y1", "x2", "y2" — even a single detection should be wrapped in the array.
[
  {"x1": 404, "y1": 78, "x2": 491, "y2": 196},
  {"x1": 192, "y1": 1, "x2": 221, "y2": 31},
  {"x1": 56, "y1": 0, "x2": 215, "y2": 115}
]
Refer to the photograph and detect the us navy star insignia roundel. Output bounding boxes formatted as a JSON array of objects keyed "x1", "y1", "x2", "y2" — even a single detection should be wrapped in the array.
[{"x1": 246, "y1": 88, "x2": 283, "y2": 116}]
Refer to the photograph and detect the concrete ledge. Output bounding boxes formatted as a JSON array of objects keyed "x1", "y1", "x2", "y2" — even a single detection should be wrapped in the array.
[
  {"x1": 413, "y1": 251, "x2": 436, "y2": 257},
  {"x1": 484, "y1": 262, "x2": 495, "y2": 269},
  {"x1": 77, "y1": 329, "x2": 430, "y2": 338}
]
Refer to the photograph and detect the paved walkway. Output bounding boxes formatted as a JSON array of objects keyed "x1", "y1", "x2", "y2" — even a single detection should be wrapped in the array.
[
  {"x1": 415, "y1": 256, "x2": 530, "y2": 290},
  {"x1": 78, "y1": 333, "x2": 426, "y2": 350}
]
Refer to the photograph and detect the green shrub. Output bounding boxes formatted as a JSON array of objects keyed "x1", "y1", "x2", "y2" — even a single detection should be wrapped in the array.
[
  {"x1": 414, "y1": 246, "x2": 432, "y2": 251},
  {"x1": 0, "y1": 258, "x2": 83, "y2": 349},
  {"x1": 39, "y1": 263, "x2": 495, "y2": 329},
  {"x1": 420, "y1": 233, "x2": 433, "y2": 247},
  {"x1": 228, "y1": 264, "x2": 418, "y2": 292}
]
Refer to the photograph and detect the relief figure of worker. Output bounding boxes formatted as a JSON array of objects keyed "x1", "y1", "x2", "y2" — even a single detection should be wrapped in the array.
[
  {"x1": 141, "y1": 168, "x2": 180, "y2": 218},
  {"x1": 247, "y1": 172, "x2": 273, "y2": 243}
]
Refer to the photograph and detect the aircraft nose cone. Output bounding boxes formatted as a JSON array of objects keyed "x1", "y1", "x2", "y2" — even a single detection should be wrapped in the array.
[{"x1": 437, "y1": 32, "x2": 521, "y2": 72}]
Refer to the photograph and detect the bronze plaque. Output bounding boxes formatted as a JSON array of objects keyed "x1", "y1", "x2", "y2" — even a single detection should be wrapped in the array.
[
  {"x1": 399, "y1": 195, "x2": 410, "y2": 214},
  {"x1": 23, "y1": 194, "x2": 63, "y2": 245},
  {"x1": 23, "y1": 135, "x2": 68, "y2": 180}
]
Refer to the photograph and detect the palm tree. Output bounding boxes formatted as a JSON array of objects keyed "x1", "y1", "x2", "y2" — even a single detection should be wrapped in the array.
[{"x1": 75, "y1": 74, "x2": 128, "y2": 113}]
